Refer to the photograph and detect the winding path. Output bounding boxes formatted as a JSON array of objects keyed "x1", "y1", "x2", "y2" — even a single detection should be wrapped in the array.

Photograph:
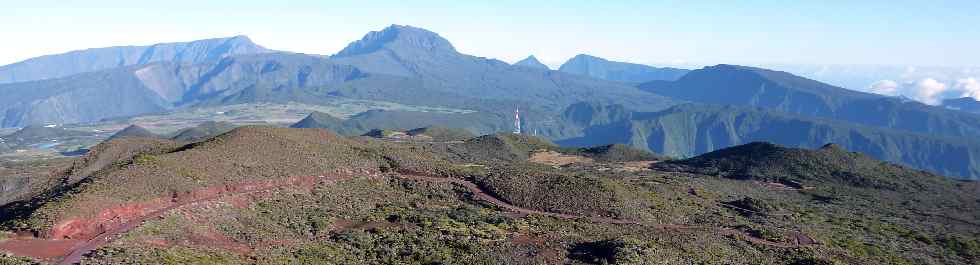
[
  {"x1": 52, "y1": 174, "x2": 351, "y2": 265},
  {"x1": 4, "y1": 172, "x2": 813, "y2": 264},
  {"x1": 395, "y1": 173, "x2": 817, "y2": 248}
]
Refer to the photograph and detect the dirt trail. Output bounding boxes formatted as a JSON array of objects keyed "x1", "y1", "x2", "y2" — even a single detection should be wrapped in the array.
[
  {"x1": 2, "y1": 171, "x2": 813, "y2": 264},
  {"x1": 396, "y1": 173, "x2": 816, "y2": 248},
  {"x1": 0, "y1": 173, "x2": 357, "y2": 265},
  {"x1": 54, "y1": 174, "x2": 352, "y2": 265},
  {"x1": 0, "y1": 238, "x2": 81, "y2": 260},
  {"x1": 397, "y1": 174, "x2": 637, "y2": 224}
]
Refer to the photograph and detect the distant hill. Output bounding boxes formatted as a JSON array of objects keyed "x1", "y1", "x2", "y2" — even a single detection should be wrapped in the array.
[
  {"x1": 513, "y1": 55, "x2": 549, "y2": 70},
  {"x1": 1, "y1": 125, "x2": 89, "y2": 145},
  {"x1": 640, "y1": 64, "x2": 980, "y2": 139},
  {"x1": 289, "y1": 111, "x2": 350, "y2": 133},
  {"x1": 361, "y1": 126, "x2": 475, "y2": 142},
  {"x1": 405, "y1": 126, "x2": 475, "y2": 142},
  {"x1": 342, "y1": 110, "x2": 504, "y2": 135},
  {"x1": 568, "y1": 144, "x2": 665, "y2": 162},
  {"x1": 943, "y1": 97, "x2": 980, "y2": 114},
  {"x1": 171, "y1": 121, "x2": 238, "y2": 142},
  {"x1": 451, "y1": 133, "x2": 562, "y2": 162},
  {"x1": 107, "y1": 125, "x2": 161, "y2": 140},
  {"x1": 0, "y1": 36, "x2": 271, "y2": 84},
  {"x1": 655, "y1": 142, "x2": 945, "y2": 191},
  {"x1": 290, "y1": 110, "x2": 505, "y2": 136},
  {"x1": 554, "y1": 102, "x2": 980, "y2": 179},
  {"x1": 558, "y1": 54, "x2": 689, "y2": 83}
]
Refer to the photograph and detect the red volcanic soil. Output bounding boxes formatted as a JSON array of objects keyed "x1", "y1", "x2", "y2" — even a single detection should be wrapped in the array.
[
  {"x1": 0, "y1": 170, "x2": 817, "y2": 264},
  {"x1": 0, "y1": 238, "x2": 81, "y2": 260},
  {"x1": 50, "y1": 174, "x2": 330, "y2": 241},
  {"x1": 0, "y1": 172, "x2": 362, "y2": 265}
]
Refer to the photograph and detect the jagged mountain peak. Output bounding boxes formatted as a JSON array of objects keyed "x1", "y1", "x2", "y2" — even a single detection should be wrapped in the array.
[
  {"x1": 333, "y1": 24, "x2": 456, "y2": 57},
  {"x1": 514, "y1": 55, "x2": 549, "y2": 70}
]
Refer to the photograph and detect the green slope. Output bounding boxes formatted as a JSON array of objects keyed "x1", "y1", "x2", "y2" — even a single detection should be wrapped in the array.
[
  {"x1": 556, "y1": 102, "x2": 980, "y2": 179},
  {"x1": 640, "y1": 64, "x2": 980, "y2": 139}
]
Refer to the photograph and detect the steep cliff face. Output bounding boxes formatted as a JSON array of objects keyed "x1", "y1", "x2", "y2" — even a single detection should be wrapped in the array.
[
  {"x1": 640, "y1": 65, "x2": 980, "y2": 139},
  {"x1": 553, "y1": 102, "x2": 980, "y2": 180}
]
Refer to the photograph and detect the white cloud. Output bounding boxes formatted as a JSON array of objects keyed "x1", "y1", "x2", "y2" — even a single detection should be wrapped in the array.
[
  {"x1": 954, "y1": 77, "x2": 980, "y2": 100},
  {"x1": 912, "y1": 78, "x2": 948, "y2": 105},
  {"x1": 868, "y1": 80, "x2": 899, "y2": 96},
  {"x1": 867, "y1": 78, "x2": 952, "y2": 105}
]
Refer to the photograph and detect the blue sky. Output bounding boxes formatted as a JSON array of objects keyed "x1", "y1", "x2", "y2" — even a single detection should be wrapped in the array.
[{"x1": 2, "y1": 0, "x2": 978, "y2": 68}]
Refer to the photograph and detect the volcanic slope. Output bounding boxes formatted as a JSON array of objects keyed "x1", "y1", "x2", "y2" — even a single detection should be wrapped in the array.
[
  {"x1": 107, "y1": 125, "x2": 161, "y2": 140},
  {"x1": 558, "y1": 54, "x2": 690, "y2": 83},
  {"x1": 329, "y1": 25, "x2": 676, "y2": 114},
  {"x1": 0, "y1": 128, "x2": 976, "y2": 264},
  {"x1": 553, "y1": 101, "x2": 980, "y2": 180},
  {"x1": 170, "y1": 121, "x2": 239, "y2": 142},
  {"x1": 291, "y1": 110, "x2": 504, "y2": 136},
  {"x1": 640, "y1": 64, "x2": 980, "y2": 139},
  {"x1": 0, "y1": 35, "x2": 271, "y2": 84}
]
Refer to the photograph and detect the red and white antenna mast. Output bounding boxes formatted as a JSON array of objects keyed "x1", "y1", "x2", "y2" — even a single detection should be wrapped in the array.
[{"x1": 513, "y1": 107, "x2": 522, "y2": 134}]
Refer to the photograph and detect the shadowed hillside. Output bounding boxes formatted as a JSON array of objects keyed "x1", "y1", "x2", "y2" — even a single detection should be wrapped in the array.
[
  {"x1": 640, "y1": 64, "x2": 980, "y2": 139},
  {"x1": 107, "y1": 125, "x2": 161, "y2": 140},
  {"x1": 170, "y1": 121, "x2": 239, "y2": 142},
  {"x1": 655, "y1": 142, "x2": 945, "y2": 190},
  {"x1": 554, "y1": 102, "x2": 980, "y2": 180},
  {"x1": 291, "y1": 110, "x2": 505, "y2": 136}
]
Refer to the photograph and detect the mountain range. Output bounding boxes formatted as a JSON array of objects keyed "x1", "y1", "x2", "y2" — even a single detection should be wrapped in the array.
[
  {"x1": 0, "y1": 25, "x2": 671, "y2": 128},
  {"x1": 0, "y1": 36, "x2": 270, "y2": 84},
  {"x1": 943, "y1": 97, "x2": 980, "y2": 114},
  {"x1": 639, "y1": 65, "x2": 980, "y2": 139},
  {"x1": 554, "y1": 102, "x2": 980, "y2": 179},
  {"x1": 0, "y1": 53, "x2": 363, "y2": 127},
  {"x1": 2, "y1": 24, "x2": 980, "y2": 179},
  {"x1": 558, "y1": 54, "x2": 690, "y2": 83}
]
